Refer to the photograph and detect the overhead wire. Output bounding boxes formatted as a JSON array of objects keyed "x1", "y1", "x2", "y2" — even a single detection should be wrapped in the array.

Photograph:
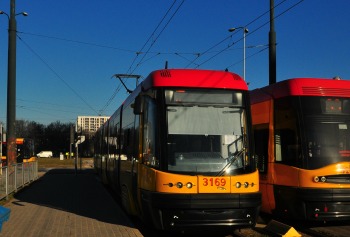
[
  {"x1": 99, "y1": 0, "x2": 185, "y2": 115},
  {"x1": 98, "y1": 82, "x2": 123, "y2": 116},
  {"x1": 16, "y1": 31, "x2": 199, "y2": 58},
  {"x1": 17, "y1": 99, "x2": 87, "y2": 122},
  {"x1": 126, "y1": 0, "x2": 180, "y2": 75},
  {"x1": 17, "y1": 34, "x2": 100, "y2": 115},
  {"x1": 14, "y1": 0, "x2": 303, "y2": 71},
  {"x1": 130, "y1": 0, "x2": 186, "y2": 74},
  {"x1": 223, "y1": 0, "x2": 305, "y2": 71},
  {"x1": 17, "y1": 98, "x2": 90, "y2": 114},
  {"x1": 85, "y1": 0, "x2": 304, "y2": 115},
  {"x1": 18, "y1": 106, "x2": 76, "y2": 123},
  {"x1": 17, "y1": 31, "x2": 136, "y2": 53},
  {"x1": 13, "y1": 0, "x2": 304, "y2": 119},
  {"x1": 226, "y1": 45, "x2": 270, "y2": 69},
  {"x1": 16, "y1": 30, "x2": 204, "y2": 66},
  {"x1": 187, "y1": 0, "x2": 304, "y2": 69},
  {"x1": 14, "y1": 1, "x2": 299, "y2": 71}
]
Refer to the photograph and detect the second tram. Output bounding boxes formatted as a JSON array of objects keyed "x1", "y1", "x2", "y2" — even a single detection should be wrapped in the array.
[
  {"x1": 1, "y1": 138, "x2": 35, "y2": 165},
  {"x1": 250, "y1": 77, "x2": 350, "y2": 221},
  {"x1": 94, "y1": 69, "x2": 261, "y2": 231}
]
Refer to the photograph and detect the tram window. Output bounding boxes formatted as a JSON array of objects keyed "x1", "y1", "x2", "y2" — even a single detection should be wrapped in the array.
[
  {"x1": 142, "y1": 97, "x2": 159, "y2": 168},
  {"x1": 167, "y1": 106, "x2": 241, "y2": 135},
  {"x1": 122, "y1": 128, "x2": 131, "y2": 159},
  {"x1": 253, "y1": 125, "x2": 268, "y2": 173},
  {"x1": 165, "y1": 89, "x2": 243, "y2": 106},
  {"x1": 274, "y1": 97, "x2": 300, "y2": 166},
  {"x1": 275, "y1": 129, "x2": 299, "y2": 165},
  {"x1": 321, "y1": 98, "x2": 343, "y2": 114},
  {"x1": 108, "y1": 120, "x2": 118, "y2": 158},
  {"x1": 344, "y1": 100, "x2": 350, "y2": 114},
  {"x1": 303, "y1": 97, "x2": 350, "y2": 115}
]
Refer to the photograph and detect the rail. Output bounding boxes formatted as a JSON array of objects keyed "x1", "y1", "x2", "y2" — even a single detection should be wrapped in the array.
[{"x1": 0, "y1": 161, "x2": 38, "y2": 201}]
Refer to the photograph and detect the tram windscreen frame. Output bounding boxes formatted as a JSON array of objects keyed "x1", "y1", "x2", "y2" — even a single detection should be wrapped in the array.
[{"x1": 165, "y1": 89, "x2": 251, "y2": 174}]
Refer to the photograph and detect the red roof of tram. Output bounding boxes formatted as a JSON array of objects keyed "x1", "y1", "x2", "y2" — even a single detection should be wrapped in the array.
[{"x1": 142, "y1": 69, "x2": 248, "y2": 91}]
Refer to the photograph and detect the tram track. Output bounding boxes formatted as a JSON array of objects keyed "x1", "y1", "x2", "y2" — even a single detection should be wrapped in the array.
[
  {"x1": 231, "y1": 225, "x2": 338, "y2": 237},
  {"x1": 230, "y1": 216, "x2": 350, "y2": 237},
  {"x1": 294, "y1": 220, "x2": 350, "y2": 237},
  {"x1": 135, "y1": 219, "x2": 350, "y2": 237}
]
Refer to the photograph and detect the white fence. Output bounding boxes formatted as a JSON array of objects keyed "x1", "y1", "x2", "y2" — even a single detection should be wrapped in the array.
[{"x1": 0, "y1": 161, "x2": 38, "y2": 201}]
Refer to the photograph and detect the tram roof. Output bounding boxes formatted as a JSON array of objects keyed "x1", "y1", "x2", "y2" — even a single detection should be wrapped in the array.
[
  {"x1": 141, "y1": 69, "x2": 248, "y2": 91},
  {"x1": 250, "y1": 77, "x2": 350, "y2": 104}
]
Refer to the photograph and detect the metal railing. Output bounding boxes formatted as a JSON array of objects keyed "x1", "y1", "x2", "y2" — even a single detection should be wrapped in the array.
[{"x1": 0, "y1": 161, "x2": 38, "y2": 201}]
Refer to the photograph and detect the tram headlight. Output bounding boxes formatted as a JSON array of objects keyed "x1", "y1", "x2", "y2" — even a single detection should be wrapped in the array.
[
  {"x1": 314, "y1": 176, "x2": 327, "y2": 183},
  {"x1": 186, "y1": 182, "x2": 193, "y2": 189},
  {"x1": 235, "y1": 182, "x2": 242, "y2": 188},
  {"x1": 244, "y1": 182, "x2": 249, "y2": 188},
  {"x1": 176, "y1": 182, "x2": 183, "y2": 188}
]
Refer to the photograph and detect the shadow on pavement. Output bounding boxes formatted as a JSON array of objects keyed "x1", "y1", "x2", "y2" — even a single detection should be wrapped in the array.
[{"x1": 12, "y1": 168, "x2": 134, "y2": 227}]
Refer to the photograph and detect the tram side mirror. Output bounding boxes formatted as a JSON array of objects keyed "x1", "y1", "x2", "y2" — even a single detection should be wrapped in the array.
[{"x1": 133, "y1": 94, "x2": 144, "y2": 115}]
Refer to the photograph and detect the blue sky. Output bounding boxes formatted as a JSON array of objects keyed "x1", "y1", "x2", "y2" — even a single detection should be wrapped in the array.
[{"x1": 0, "y1": 0, "x2": 349, "y2": 126}]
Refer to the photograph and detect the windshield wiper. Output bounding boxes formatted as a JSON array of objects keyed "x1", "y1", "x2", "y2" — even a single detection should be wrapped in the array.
[{"x1": 216, "y1": 149, "x2": 245, "y2": 176}]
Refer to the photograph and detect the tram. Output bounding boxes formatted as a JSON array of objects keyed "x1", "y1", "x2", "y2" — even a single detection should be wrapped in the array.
[
  {"x1": 1, "y1": 138, "x2": 35, "y2": 165},
  {"x1": 250, "y1": 77, "x2": 350, "y2": 221},
  {"x1": 94, "y1": 69, "x2": 261, "y2": 231}
]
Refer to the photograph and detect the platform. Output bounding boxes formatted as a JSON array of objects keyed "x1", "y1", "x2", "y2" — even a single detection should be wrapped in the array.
[{"x1": 0, "y1": 169, "x2": 143, "y2": 237}]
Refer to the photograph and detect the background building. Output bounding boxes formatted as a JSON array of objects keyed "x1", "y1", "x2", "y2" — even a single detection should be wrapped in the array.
[{"x1": 76, "y1": 116, "x2": 109, "y2": 133}]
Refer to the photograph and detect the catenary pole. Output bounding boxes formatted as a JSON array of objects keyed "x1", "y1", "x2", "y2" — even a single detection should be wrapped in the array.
[
  {"x1": 6, "y1": 0, "x2": 18, "y2": 166},
  {"x1": 269, "y1": 0, "x2": 277, "y2": 85}
]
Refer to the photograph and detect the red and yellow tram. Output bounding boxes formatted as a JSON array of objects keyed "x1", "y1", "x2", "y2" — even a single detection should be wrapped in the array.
[
  {"x1": 251, "y1": 77, "x2": 350, "y2": 221},
  {"x1": 94, "y1": 69, "x2": 261, "y2": 231}
]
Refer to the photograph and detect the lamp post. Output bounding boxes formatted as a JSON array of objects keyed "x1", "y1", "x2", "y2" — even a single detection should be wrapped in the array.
[
  {"x1": 228, "y1": 27, "x2": 249, "y2": 81},
  {"x1": 0, "y1": 0, "x2": 28, "y2": 166}
]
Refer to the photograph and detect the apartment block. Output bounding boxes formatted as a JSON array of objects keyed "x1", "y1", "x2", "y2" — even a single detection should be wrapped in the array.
[{"x1": 76, "y1": 116, "x2": 110, "y2": 133}]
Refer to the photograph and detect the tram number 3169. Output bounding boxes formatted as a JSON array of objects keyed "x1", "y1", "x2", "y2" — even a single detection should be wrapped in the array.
[{"x1": 202, "y1": 177, "x2": 227, "y2": 187}]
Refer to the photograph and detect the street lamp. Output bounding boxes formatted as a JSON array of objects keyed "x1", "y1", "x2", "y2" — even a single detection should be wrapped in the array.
[
  {"x1": 228, "y1": 27, "x2": 249, "y2": 81},
  {"x1": 0, "y1": 11, "x2": 28, "y2": 17},
  {"x1": 0, "y1": 0, "x2": 28, "y2": 166}
]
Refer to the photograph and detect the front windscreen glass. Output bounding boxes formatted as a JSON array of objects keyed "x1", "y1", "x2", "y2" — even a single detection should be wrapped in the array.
[
  {"x1": 301, "y1": 97, "x2": 350, "y2": 169},
  {"x1": 165, "y1": 89, "x2": 249, "y2": 174}
]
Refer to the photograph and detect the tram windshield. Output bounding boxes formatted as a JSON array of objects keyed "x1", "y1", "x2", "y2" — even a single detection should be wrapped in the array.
[
  {"x1": 165, "y1": 89, "x2": 250, "y2": 174},
  {"x1": 274, "y1": 96, "x2": 350, "y2": 170},
  {"x1": 301, "y1": 97, "x2": 350, "y2": 169}
]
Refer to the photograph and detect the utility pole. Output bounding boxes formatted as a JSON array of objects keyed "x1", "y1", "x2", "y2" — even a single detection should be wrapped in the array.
[
  {"x1": 269, "y1": 0, "x2": 277, "y2": 85},
  {"x1": 6, "y1": 0, "x2": 18, "y2": 166},
  {"x1": 1, "y1": 1, "x2": 27, "y2": 166},
  {"x1": 70, "y1": 125, "x2": 74, "y2": 159}
]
